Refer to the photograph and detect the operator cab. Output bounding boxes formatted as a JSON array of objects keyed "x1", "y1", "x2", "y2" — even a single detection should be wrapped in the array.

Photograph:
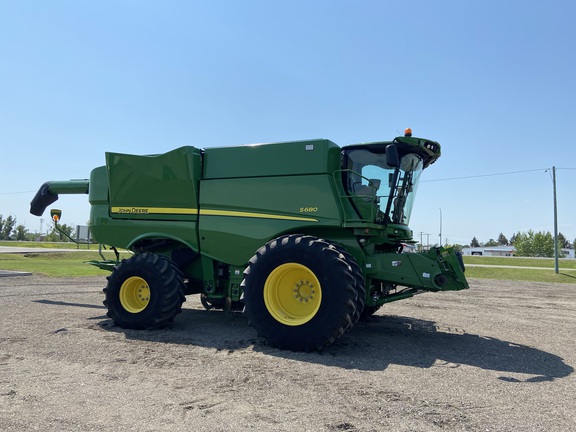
[{"x1": 341, "y1": 129, "x2": 441, "y2": 226}]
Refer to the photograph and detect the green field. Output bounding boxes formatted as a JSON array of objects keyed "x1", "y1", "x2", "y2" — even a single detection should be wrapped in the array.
[
  {"x1": 0, "y1": 241, "x2": 82, "y2": 249},
  {"x1": 1, "y1": 242, "x2": 576, "y2": 283},
  {"x1": 0, "y1": 242, "x2": 132, "y2": 277},
  {"x1": 463, "y1": 255, "x2": 576, "y2": 269},
  {"x1": 0, "y1": 251, "x2": 111, "y2": 277},
  {"x1": 463, "y1": 255, "x2": 576, "y2": 284}
]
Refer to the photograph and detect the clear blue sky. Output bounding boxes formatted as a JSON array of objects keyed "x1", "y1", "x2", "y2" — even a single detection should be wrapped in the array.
[{"x1": 1, "y1": 1, "x2": 575, "y2": 246}]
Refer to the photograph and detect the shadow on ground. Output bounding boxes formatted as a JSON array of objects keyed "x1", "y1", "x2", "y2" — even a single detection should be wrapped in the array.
[{"x1": 85, "y1": 306, "x2": 574, "y2": 382}]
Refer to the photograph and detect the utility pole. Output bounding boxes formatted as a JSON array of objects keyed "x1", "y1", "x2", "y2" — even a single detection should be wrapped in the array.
[
  {"x1": 553, "y1": 166, "x2": 559, "y2": 274},
  {"x1": 418, "y1": 232, "x2": 432, "y2": 250},
  {"x1": 439, "y1": 208, "x2": 443, "y2": 246}
]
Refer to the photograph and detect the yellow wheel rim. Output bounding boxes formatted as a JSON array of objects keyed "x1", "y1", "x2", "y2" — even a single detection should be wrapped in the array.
[
  {"x1": 264, "y1": 263, "x2": 322, "y2": 326},
  {"x1": 119, "y1": 276, "x2": 151, "y2": 313}
]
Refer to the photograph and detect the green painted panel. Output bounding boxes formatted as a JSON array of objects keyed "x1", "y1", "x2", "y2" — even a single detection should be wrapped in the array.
[
  {"x1": 203, "y1": 139, "x2": 340, "y2": 179},
  {"x1": 88, "y1": 166, "x2": 108, "y2": 207},
  {"x1": 89, "y1": 204, "x2": 199, "y2": 251},
  {"x1": 198, "y1": 174, "x2": 343, "y2": 264},
  {"x1": 106, "y1": 146, "x2": 202, "y2": 219}
]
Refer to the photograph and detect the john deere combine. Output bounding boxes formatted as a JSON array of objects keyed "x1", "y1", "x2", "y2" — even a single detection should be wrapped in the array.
[{"x1": 31, "y1": 129, "x2": 468, "y2": 351}]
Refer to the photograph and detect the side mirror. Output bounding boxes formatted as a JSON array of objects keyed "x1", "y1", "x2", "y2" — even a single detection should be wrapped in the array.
[
  {"x1": 50, "y1": 209, "x2": 62, "y2": 224},
  {"x1": 386, "y1": 144, "x2": 400, "y2": 168}
]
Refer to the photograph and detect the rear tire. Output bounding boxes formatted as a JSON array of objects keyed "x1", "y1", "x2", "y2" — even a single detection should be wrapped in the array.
[
  {"x1": 242, "y1": 235, "x2": 357, "y2": 351},
  {"x1": 329, "y1": 244, "x2": 365, "y2": 326},
  {"x1": 103, "y1": 253, "x2": 186, "y2": 329}
]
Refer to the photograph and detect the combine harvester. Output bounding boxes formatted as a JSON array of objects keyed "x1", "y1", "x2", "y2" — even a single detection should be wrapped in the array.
[{"x1": 31, "y1": 128, "x2": 468, "y2": 351}]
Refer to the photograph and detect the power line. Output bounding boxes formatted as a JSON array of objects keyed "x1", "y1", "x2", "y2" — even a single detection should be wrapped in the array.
[
  {"x1": 422, "y1": 168, "x2": 548, "y2": 183},
  {"x1": 0, "y1": 190, "x2": 35, "y2": 195},
  {"x1": 422, "y1": 167, "x2": 576, "y2": 183}
]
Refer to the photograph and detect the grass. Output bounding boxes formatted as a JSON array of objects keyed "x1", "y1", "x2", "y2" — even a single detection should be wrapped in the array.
[
  {"x1": 463, "y1": 255, "x2": 576, "y2": 269},
  {"x1": 0, "y1": 240, "x2": 90, "y2": 249},
  {"x1": 1, "y1": 242, "x2": 576, "y2": 283},
  {"x1": 463, "y1": 255, "x2": 576, "y2": 284},
  {"x1": 464, "y1": 266, "x2": 576, "y2": 284},
  {"x1": 0, "y1": 250, "x2": 132, "y2": 277}
]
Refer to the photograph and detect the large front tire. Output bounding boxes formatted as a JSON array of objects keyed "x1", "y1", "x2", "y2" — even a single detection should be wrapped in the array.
[
  {"x1": 242, "y1": 235, "x2": 357, "y2": 351},
  {"x1": 329, "y1": 243, "x2": 365, "y2": 326},
  {"x1": 103, "y1": 253, "x2": 186, "y2": 329}
]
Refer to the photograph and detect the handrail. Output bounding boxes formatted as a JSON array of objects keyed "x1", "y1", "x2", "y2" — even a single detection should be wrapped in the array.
[{"x1": 333, "y1": 169, "x2": 384, "y2": 224}]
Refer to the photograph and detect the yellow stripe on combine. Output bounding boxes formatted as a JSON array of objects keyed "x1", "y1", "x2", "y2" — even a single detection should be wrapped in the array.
[
  {"x1": 110, "y1": 207, "x2": 318, "y2": 222},
  {"x1": 110, "y1": 207, "x2": 198, "y2": 215},
  {"x1": 200, "y1": 209, "x2": 318, "y2": 222}
]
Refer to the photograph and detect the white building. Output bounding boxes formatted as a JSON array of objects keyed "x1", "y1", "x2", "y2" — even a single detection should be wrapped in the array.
[
  {"x1": 461, "y1": 246, "x2": 575, "y2": 259},
  {"x1": 462, "y1": 246, "x2": 515, "y2": 257}
]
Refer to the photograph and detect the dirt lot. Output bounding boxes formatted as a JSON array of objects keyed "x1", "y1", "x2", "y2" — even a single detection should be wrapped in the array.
[{"x1": 1, "y1": 275, "x2": 574, "y2": 432}]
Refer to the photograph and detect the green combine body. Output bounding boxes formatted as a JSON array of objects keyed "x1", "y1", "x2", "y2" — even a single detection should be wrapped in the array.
[{"x1": 31, "y1": 130, "x2": 468, "y2": 351}]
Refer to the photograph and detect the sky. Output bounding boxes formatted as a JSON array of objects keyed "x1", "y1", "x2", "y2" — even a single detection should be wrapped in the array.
[{"x1": 1, "y1": 1, "x2": 575, "y2": 246}]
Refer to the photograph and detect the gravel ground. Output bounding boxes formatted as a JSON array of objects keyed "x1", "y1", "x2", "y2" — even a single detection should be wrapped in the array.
[{"x1": 0, "y1": 275, "x2": 574, "y2": 432}]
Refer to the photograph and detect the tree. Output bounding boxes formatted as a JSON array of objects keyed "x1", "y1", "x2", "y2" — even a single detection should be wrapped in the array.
[
  {"x1": 451, "y1": 244, "x2": 464, "y2": 252},
  {"x1": 513, "y1": 230, "x2": 559, "y2": 258},
  {"x1": 558, "y1": 232, "x2": 570, "y2": 249},
  {"x1": 470, "y1": 237, "x2": 480, "y2": 247},
  {"x1": 514, "y1": 231, "x2": 535, "y2": 256},
  {"x1": 497, "y1": 233, "x2": 508, "y2": 246},
  {"x1": 14, "y1": 224, "x2": 29, "y2": 241},
  {"x1": 485, "y1": 239, "x2": 498, "y2": 247},
  {"x1": 45, "y1": 224, "x2": 75, "y2": 242},
  {"x1": 0, "y1": 215, "x2": 16, "y2": 240}
]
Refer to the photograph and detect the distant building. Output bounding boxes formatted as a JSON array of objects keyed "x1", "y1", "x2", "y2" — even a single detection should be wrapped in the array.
[
  {"x1": 462, "y1": 246, "x2": 575, "y2": 259},
  {"x1": 462, "y1": 246, "x2": 515, "y2": 257}
]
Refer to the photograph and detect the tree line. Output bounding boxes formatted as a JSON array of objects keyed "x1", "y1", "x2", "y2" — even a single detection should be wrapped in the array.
[
  {"x1": 0, "y1": 214, "x2": 75, "y2": 242},
  {"x1": 469, "y1": 231, "x2": 572, "y2": 258}
]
